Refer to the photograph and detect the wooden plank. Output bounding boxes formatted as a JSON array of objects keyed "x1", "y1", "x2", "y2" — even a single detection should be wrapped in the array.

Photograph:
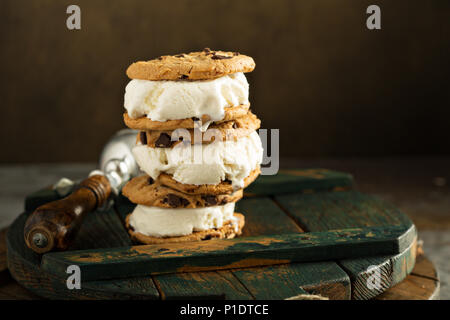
[
  {"x1": 375, "y1": 253, "x2": 440, "y2": 300},
  {"x1": 41, "y1": 225, "x2": 410, "y2": 282},
  {"x1": 276, "y1": 190, "x2": 417, "y2": 300},
  {"x1": 10, "y1": 173, "x2": 418, "y2": 296},
  {"x1": 233, "y1": 262, "x2": 350, "y2": 300},
  {"x1": 237, "y1": 197, "x2": 302, "y2": 237},
  {"x1": 153, "y1": 196, "x2": 298, "y2": 300},
  {"x1": 0, "y1": 279, "x2": 41, "y2": 300},
  {"x1": 275, "y1": 190, "x2": 414, "y2": 231},
  {"x1": 153, "y1": 196, "x2": 301, "y2": 300},
  {"x1": 154, "y1": 197, "x2": 349, "y2": 300},
  {"x1": 155, "y1": 271, "x2": 252, "y2": 300},
  {"x1": 411, "y1": 252, "x2": 439, "y2": 281},
  {"x1": 114, "y1": 197, "x2": 254, "y2": 299},
  {"x1": 376, "y1": 274, "x2": 439, "y2": 300},
  {"x1": 83, "y1": 277, "x2": 159, "y2": 299},
  {"x1": 69, "y1": 207, "x2": 132, "y2": 250},
  {"x1": 232, "y1": 197, "x2": 350, "y2": 300},
  {"x1": 245, "y1": 169, "x2": 353, "y2": 196},
  {"x1": 339, "y1": 237, "x2": 417, "y2": 299},
  {"x1": 7, "y1": 212, "x2": 160, "y2": 299}
]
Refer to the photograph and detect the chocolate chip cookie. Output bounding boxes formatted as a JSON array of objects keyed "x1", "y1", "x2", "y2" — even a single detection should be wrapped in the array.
[
  {"x1": 136, "y1": 111, "x2": 261, "y2": 147},
  {"x1": 127, "y1": 49, "x2": 255, "y2": 81},
  {"x1": 122, "y1": 175, "x2": 243, "y2": 208}
]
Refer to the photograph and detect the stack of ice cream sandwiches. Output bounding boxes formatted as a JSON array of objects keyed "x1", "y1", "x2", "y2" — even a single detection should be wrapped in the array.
[{"x1": 121, "y1": 49, "x2": 263, "y2": 244}]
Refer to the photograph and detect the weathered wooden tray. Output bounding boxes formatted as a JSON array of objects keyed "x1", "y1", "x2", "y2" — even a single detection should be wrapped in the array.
[{"x1": 7, "y1": 169, "x2": 417, "y2": 299}]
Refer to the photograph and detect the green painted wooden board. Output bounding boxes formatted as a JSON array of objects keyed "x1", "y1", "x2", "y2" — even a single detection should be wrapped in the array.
[{"x1": 7, "y1": 168, "x2": 417, "y2": 299}]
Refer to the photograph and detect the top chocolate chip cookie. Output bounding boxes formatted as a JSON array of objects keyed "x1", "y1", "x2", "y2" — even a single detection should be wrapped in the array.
[{"x1": 126, "y1": 48, "x2": 255, "y2": 80}]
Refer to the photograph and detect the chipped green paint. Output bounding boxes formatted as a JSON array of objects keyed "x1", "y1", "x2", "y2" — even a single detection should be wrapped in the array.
[
  {"x1": 9, "y1": 169, "x2": 416, "y2": 300},
  {"x1": 41, "y1": 225, "x2": 411, "y2": 282},
  {"x1": 275, "y1": 190, "x2": 417, "y2": 300}
]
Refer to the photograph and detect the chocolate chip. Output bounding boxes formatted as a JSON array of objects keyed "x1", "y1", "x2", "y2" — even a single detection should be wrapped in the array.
[
  {"x1": 223, "y1": 179, "x2": 232, "y2": 184},
  {"x1": 179, "y1": 74, "x2": 188, "y2": 79},
  {"x1": 202, "y1": 235, "x2": 212, "y2": 240},
  {"x1": 167, "y1": 194, "x2": 189, "y2": 207},
  {"x1": 175, "y1": 54, "x2": 184, "y2": 58},
  {"x1": 148, "y1": 177, "x2": 154, "y2": 185},
  {"x1": 204, "y1": 48, "x2": 214, "y2": 55},
  {"x1": 179, "y1": 136, "x2": 184, "y2": 141},
  {"x1": 192, "y1": 117, "x2": 200, "y2": 121},
  {"x1": 202, "y1": 195, "x2": 217, "y2": 206},
  {"x1": 211, "y1": 54, "x2": 232, "y2": 60},
  {"x1": 155, "y1": 133, "x2": 172, "y2": 148},
  {"x1": 232, "y1": 122, "x2": 238, "y2": 129},
  {"x1": 140, "y1": 131, "x2": 147, "y2": 145},
  {"x1": 233, "y1": 52, "x2": 240, "y2": 56}
]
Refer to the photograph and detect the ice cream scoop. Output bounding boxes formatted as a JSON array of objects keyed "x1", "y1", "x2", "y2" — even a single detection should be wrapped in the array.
[{"x1": 24, "y1": 129, "x2": 139, "y2": 254}]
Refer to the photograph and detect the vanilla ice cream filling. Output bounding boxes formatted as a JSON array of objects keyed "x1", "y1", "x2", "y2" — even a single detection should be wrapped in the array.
[
  {"x1": 132, "y1": 131, "x2": 263, "y2": 189},
  {"x1": 129, "y1": 202, "x2": 236, "y2": 237},
  {"x1": 124, "y1": 72, "x2": 249, "y2": 127}
]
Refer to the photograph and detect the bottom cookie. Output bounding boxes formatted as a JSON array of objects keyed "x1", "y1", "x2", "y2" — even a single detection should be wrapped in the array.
[{"x1": 125, "y1": 213, "x2": 245, "y2": 244}]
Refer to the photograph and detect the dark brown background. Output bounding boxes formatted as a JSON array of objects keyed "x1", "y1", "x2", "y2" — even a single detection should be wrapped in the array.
[{"x1": 1, "y1": 0, "x2": 449, "y2": 163}]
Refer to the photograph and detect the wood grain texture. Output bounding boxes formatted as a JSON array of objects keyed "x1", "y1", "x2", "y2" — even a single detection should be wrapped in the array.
[
  {"x1": 7, "y1": 209, "x2": 159, "y2": 299},
  {"x1": 5, "y1": 170, "x2": 418, "y2": 299},
  {"x1": 41, "y1": 225, "x2": 411, "y2": 282},
  {"x1": 233, "y1": 262, "x2": 350, "y2": 300},
  {"x1": 276, "y1": 190, "x2": 417, "y2": 299},
  {"x1": 2, "y1": 226, "x2": 438, "y2": 300},
  {"x1": 153, "y1": 195, "x2": 350, "y2": 300},
  {"x1": 376, "y1": 253, "x2": 440, "y2": 300},
  {"x1": 237, "y1": 197, "x2": 302, "y2": 237},
  {"x1": 152, "y1": 196, "x2": 299, "y2": 300},
  {"x1": 244, "y1": 169, "x2": 353, "y2": 196},
  {"x1": 339, "y1": 238, "x2": 417, "y2": 299},
  {"x1": 155, "y1": 271, "x2": 253, "y2": 300},
  {"x1": 231, "y1": 197, "x2": 350, "y2": 300},
  {"x1": 275, "y1": 190, "x2": 414, "y2": 231}
]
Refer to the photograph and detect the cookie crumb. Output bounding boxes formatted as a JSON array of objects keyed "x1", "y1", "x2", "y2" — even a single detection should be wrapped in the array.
[{"x1": 211, "y1": 54, "x2": 232, "y2": 60}]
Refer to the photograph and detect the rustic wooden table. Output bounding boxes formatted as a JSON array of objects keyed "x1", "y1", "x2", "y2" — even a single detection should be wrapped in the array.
[
  {"x1": 0, "y1": 227, "x2": 439, "y2": 300},
  {"x1": 0, "y1": 157, "x2": 448, "y2": 299}
]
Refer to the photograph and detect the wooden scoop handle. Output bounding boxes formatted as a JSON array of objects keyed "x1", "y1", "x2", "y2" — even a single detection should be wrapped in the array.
[{"x1": 24, "y1": 175, "x2": 111, "y2": 254}]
